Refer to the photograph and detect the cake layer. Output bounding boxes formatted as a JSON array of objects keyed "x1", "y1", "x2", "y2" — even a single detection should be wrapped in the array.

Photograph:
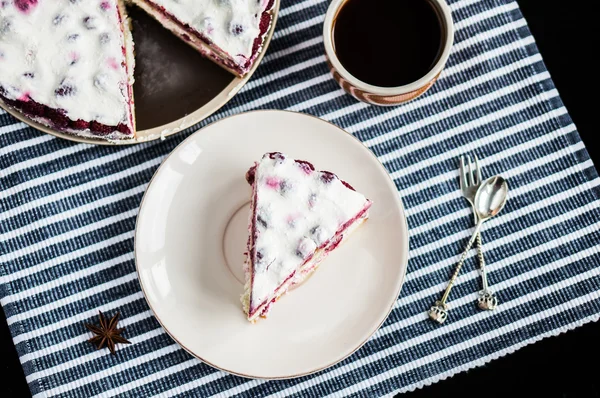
[
  {"x1": 0, "y1": 0, "x2": 135, "y2": 139},
  {"x1": 130, "y1": 0, "x2": 274, "y2": 75},
  {"x1": 243, "y1": 152, "x2": 372, "y2": 322}
]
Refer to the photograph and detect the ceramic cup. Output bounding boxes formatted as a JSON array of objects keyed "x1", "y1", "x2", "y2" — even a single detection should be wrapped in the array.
[{"x1": 323, "y1": 0, "x2": 454, "y2": 106}]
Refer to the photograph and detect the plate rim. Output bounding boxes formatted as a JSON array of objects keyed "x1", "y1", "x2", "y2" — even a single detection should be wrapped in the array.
[
  {"x1": 0, "y1": 0, "x2": 280, "y2": 146},
  {"x1": 134, "y1": 109, "x2": 410, "y2": 379}
]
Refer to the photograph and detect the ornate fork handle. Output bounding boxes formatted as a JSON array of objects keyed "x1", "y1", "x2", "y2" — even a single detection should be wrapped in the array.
[
  {"x1": 473, "y1": 213, "x2": 498, "y2": 311},
  {"x1": 428, "y1": 220, "x2": 484, "y2": 323}
]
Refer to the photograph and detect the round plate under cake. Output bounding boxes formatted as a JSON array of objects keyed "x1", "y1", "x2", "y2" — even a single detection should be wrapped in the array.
[
  {"x1": 0, "y1": 2, "x2": 279, "y2": 145},
  {"x1": 134, "y1": 110, "x2": 409, "y2": 378}
]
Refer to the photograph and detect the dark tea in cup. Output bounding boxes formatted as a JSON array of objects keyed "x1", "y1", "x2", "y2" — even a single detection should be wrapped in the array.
[{"x1": 333, "y1": 0, "x2": 444, "y2": 87}]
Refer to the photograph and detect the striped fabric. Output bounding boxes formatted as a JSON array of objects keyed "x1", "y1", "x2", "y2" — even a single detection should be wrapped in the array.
[{"x1": 1, "y1": 0, "x2": 599, "y2": 396}]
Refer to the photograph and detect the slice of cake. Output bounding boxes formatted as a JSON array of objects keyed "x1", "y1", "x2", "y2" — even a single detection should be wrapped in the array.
[
  {"x1": 129, "y1": 0, "x2": 274, "y2": 76},
  {"x1": 0, "y1": 0, "x2": 136, "y2": 140},
  {"x1": 241, "y1": 152, "x2": 372, "y2": 322}
]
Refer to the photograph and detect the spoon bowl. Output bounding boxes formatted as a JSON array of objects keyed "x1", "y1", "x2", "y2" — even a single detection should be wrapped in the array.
[{"x1": 474, "y1": 176, "x2": 509, "y2": 221}]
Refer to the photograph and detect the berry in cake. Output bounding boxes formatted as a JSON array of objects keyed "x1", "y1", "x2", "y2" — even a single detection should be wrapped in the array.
[
  {"x1": 0, "y1": 0, "x2": 136, "y2": 140},
  {"x1": 129, "y1": 0, "x2": 275, "y2": 76},
  {"x1": 241, "y1": 152, "x2": 372, "y2": 322}
]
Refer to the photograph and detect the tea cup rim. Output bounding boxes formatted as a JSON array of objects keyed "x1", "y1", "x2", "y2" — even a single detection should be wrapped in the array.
[{"x1": 323, "y1": 0, "x2": 455, "y2": 96}]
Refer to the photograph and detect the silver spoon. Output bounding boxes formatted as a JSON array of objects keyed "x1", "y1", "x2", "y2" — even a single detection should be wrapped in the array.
[{"x1": 428, "y1": 176, "x2": 509, "y2": 324}]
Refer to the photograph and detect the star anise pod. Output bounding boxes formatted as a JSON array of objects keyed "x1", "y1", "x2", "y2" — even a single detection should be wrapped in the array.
[{"x1": 85, "y1": 311, "x2": 131, "y2": 355}]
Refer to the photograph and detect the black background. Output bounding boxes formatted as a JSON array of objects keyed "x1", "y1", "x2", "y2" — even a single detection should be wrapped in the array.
[{"x1": 2, "y1": 1, "x2": 599, "y2": 396}]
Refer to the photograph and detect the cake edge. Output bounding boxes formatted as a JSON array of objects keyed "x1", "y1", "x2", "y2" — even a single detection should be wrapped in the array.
[{"x1": 128, "y1": 0, "x2": 274, "y2": 76}]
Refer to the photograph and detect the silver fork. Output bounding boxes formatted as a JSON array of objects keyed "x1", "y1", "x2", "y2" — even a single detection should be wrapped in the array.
[{"x1": 460, "y1": 154, "x2": 498, "y2": 311}]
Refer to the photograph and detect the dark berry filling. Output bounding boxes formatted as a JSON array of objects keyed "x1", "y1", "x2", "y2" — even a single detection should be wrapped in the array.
[
  {"x1": 71, "y1": 119, "x2": 89, "y2": 130},
  {"x1": 90, "y1": 120, "x2": 114, "y2": 135},
  {"x1": 0, "y1": 89, "x2": 132, "y2": 136}
]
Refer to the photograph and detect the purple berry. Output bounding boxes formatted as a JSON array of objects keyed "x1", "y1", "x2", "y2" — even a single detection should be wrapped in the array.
[
  {"x1": 1, "y1": 18, "x2": 11, "y2": 34},
  {"x1": 269, "y1": 152, "x2": 286, "y2": 164},
  {"x1": 246, "y1": 165, "x2": 257, "y2": 184},
  {"x1": 296, "y1": 160, "x2": 314, "y2": 175},
  {"x1": 254, "y1": 249, "x2": 276, "y2": 274},
  {"x1": 265, "y1": 176, "x2": 280, "y2": 189},
  {"x1": 296, "y1": 237, "x2": 316, "y2": 260},
  {"x1": 99, "y1": 32, "x2": 110, "y2": 44},
  {"x1": 14, "y1": 0, "x2": 38, "y2": 14},
  {"x1": 83, "y1": 16, "x2": 97, "y2": 30},
  {"x1": 55, "y1": 83, "x2": 76, "y2": 97},
  {"x1": 257, "y1": 214, "x2": 268, "y2": 229},
  {"x1": 279, "y1": 179, "x2": 291, "y2": 195},
  {"x1": 310, "y1": 226, "x2": 328, "y2": 246},
  {"x1": 320, "y1": 172, "x2": 335, "y2": 184},
  {"x1": 53, "y1": 14, "x2": 66, "y2": 25},
  {"x1": 231, "y1": 23, "x2": 244, "y2": 36}
]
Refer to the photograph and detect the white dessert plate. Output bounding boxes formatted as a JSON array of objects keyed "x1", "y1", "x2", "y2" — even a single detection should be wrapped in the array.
[{"x1": 135, "y1": 110, "x2": 409, "y2": 379}]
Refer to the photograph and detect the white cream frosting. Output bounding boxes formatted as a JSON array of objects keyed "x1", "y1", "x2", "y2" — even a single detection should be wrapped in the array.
[
  {"x1": 247, "y1": 153, "x2": 371, "y2": 316},
  {"x1": 143, "y1": 0, "x2": 270, "y2": 67},
  {"x1": 0, "y1": 0, "x2": 132, "y2": 128}
]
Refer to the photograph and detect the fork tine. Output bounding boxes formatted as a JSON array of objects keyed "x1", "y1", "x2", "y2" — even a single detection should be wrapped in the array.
[
  {"x1": 466, "y1": 155, "x2": 474, "y2": 186},
  {"x1": 474, "y1": 154, "x2": 482, "y2": 184},
  {"x1": 459, "y1": 156, "x2": 467, "y2": 190}
]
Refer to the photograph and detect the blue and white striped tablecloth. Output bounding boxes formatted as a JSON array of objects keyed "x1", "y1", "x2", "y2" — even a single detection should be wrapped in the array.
[{"x1": 2, "y1": 0, "x2": 600, "y2": 396}]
